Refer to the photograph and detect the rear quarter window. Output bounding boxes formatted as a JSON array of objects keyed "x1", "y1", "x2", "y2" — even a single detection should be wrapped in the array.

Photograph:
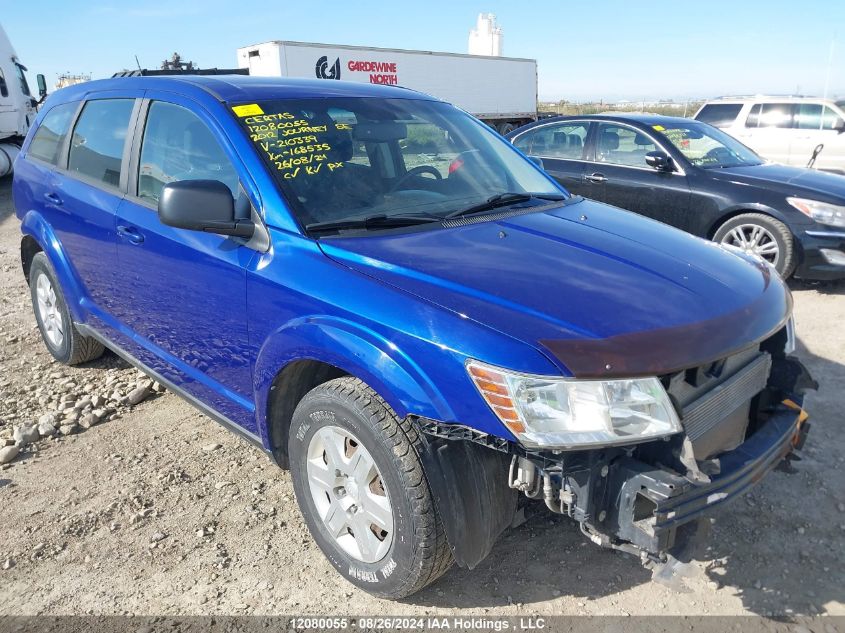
[
  {"x1": 27, "y1": 102, "x2": 78, "y2": 165},
  {"x1": 695, "y1": 104, "x2": 743, "y2": 127}
]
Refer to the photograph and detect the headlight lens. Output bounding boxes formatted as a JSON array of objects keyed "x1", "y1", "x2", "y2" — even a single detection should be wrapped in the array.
[
  {"x1": 787, "y1": 197, "x2": 845, "y2": 228},
  {"x1": 467, "y1": 361, "x2": 682, "y2": 449}
]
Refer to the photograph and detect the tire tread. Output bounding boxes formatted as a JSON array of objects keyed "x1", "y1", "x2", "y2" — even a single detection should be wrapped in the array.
[{"x1": 301, "y1": 376, "x2": 453, "y2": 597}]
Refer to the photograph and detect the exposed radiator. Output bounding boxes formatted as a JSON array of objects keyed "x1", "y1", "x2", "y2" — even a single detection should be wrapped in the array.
[{"x1": 681, "y1": 352, "x2": 772, "y2": 445}]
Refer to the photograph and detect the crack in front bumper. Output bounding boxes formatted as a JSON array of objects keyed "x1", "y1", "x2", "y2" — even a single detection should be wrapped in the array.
[{"x1": 606, "y1": 398, "x2": 809, "y2": 554}]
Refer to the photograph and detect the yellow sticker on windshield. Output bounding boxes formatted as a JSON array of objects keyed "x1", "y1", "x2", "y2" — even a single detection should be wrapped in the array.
[
  {"x1": 652, "y1": 124, "x2": 665, "y2": 131},
  {"x1": 233, "y1": 103, "x2": 264, "y2": 117}
]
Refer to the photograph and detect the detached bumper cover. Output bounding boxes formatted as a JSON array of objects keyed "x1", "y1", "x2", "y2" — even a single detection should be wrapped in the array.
[{"x1": 607, "y1": 398, "x2": 808, "y2": 554}]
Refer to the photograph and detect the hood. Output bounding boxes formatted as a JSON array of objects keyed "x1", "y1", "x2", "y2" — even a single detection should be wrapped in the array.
[
  {"x1": 712, "y1": 163, "x2": 845, "y2": 201},
  {"x1": 318, "y1": 200, "x2": 791, "y2": 377}
]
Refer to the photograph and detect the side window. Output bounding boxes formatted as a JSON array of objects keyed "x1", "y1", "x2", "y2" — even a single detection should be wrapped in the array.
[
  {"x1": 512, "y1": 130, "x2": 535, "y2": 154},
  {"x1": 0, "y1": 68, "x2": 7, "y2": 98},
  {"x1": 752, "y1": 103, "x2": 794, "y2": 128},
  {"x1": 68, "y1": 99, "x2": 134, "y2": 187},
  {"x1": 745, "y1": 104, "x2": 761, "y2": 127},
  {"x1": 138, "y1": 101, "x2": 239, "y2": 204},
  {"x1": 696, "y1": 103, "x2": 742, "y2": 127},
  {"x1": 594, "y1": 124, "x2": 657, "y2": 167},
  {"x1": 527, "y1": 122, "x2": 589, "y2": 159},
  {"x1": 14, "y1": 63, "x2": 31, "y2": 97},
  {"x1": 795, "y1": 104, "x2": 823, "y2": 129},
  {"x1": 27, "y1": 102, "x2": 78, "y2": 165},
  {"x1": 822, "y1": 106, "x2": 844, "y2": 130}
]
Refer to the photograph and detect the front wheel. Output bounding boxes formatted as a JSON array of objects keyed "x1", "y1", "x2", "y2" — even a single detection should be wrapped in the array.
[
  {"x1": 713, "y1": 213, "x2": 796, "y2": 278},
  {"x1": 288, "y1": 377, "x2": 452, "y2": 598}
]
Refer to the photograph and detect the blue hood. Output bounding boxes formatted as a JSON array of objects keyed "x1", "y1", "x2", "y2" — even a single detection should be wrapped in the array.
[
  {"x1": 712, "y1": 163, "x2": 845, "y2": 201},
  {"x1": 318, "y1": 200, "x2": 791, "y2": 376}
]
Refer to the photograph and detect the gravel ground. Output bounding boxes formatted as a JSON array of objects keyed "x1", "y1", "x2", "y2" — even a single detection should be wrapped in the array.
[{"x1": 0, "y1": 176, "x2": 842, "y2": 617}]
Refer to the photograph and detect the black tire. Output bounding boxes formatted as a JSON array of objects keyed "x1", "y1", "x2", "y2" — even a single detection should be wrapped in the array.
[
  {"x1": 288, "y1": 376, "x2": 452, "y2": 598},
  {"x1": 497, "y1": 122, "x2": 516, "y2": 135},
  {"x1": 29, "y1": 252, "x2": 105, "y2": 365},
  {"x1": 713, "y1": 213, "x2": 796, "y2": 278}
]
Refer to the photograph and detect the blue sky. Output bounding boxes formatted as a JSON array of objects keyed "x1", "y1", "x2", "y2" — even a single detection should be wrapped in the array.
[{"x1": 4, "y1": 0, "x2": 844, "y2": 102}]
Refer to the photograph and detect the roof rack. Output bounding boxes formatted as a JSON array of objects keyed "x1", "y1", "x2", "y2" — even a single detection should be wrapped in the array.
[{"x1": 112, "y1": 68, "x2": 249, "y2": 78}]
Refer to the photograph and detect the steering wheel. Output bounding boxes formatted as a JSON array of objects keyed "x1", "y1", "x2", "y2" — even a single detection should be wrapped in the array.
[
  {"x1": 703, "y1": 147, "x2": 734, "y2": 163},
  {"x1": 388, "y1": 165, "x2": 442, "y2": 193}
]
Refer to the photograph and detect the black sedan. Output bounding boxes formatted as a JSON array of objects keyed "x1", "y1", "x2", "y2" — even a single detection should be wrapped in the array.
[{"x1": 506, "y1": 114, "x2": 845, "y2": 279}]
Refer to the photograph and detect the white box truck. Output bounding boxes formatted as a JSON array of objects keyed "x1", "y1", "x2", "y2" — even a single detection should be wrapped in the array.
[
  {"x1": 237, "y1": 40, "x2": 538, "y2": 134},
  {"x1": 0, "y1": 23, "x2": 46, "y2": 177}
]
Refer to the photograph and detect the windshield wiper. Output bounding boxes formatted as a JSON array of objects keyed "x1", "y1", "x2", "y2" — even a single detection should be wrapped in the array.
[
  {"x1": 306, "y1": 213, "x2": 440, "y2": 234},
  {"x1": 445, "y1": 192, "x2": 566, "y2": 219}
]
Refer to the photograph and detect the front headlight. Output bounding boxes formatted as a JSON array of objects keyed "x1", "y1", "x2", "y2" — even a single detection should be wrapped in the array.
[
  {"x1": 466, "y1": 360, "x2": 682, "y2": 449},
  {"x1": 787, "y1": 197, "x2": 845, "y2": 228}
]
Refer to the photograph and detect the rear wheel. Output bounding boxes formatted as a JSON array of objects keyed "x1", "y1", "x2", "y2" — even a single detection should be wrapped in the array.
[
  {"x1": 29, "y1": 252, "x2": 104, "y2": 365},
  {"x1": 713, "y1": 213, "x2": 796, "y2": 278},
  {"x1": 288, "y1": 377, "x2": 452, "y2": 598},
  {"x1": 497, "y1": 122, "x2": 516, "y2": 135}
]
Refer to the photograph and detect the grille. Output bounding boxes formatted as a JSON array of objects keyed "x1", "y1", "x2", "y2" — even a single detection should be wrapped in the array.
[{"x1": 681, "y1": 352, "x2": 772, "y2": 442}]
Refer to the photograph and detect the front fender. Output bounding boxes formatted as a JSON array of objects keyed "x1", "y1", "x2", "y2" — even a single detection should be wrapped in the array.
[
  {"x1": 253, "y1": 315, "x2": 455, "y2": 446},
  {"x1": 19, "y1": 210, "x2": 86, "y2": 322}
]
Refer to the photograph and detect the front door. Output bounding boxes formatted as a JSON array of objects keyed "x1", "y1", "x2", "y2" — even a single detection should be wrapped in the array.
[
  {"x1": 789, "y1": 103, "x2": 845, "y2": 169},
  {"x1": 580, "y1": 122, "x2": 690, "y2": 227},
  {"x1": 114, "y1": 95, "x2": 257, "y2": 432}
]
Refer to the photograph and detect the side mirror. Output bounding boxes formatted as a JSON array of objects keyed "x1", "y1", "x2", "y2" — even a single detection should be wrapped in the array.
[
  {"x1": 159, "y1": 180, "x2": 254, "y2": 239},
  {"x1": 834, "y1": 119, "x2": 845, "y2": 135},
  {"x1": 645, "y1": 150, "x2": 673, "y2": 171},
  {"x1": 527, "y1": 156, "x2": 545, "y2": 170},
  {"x1": 36, "y1": 74, "x2": 47, "y2": 98}
]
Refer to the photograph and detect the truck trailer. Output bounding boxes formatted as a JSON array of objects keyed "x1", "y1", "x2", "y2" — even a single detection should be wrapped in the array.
[
  {"x1": 237, "y1": 40, "x2": 538, "y2": 133},
  {"x1": 0, "y1": 23, "x2": 44, "y2": 177}
]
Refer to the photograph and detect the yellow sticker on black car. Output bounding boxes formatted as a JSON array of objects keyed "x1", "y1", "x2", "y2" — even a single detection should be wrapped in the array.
[
  {"x1": 233, "y1": 104, "x2": 264, "y2": 117},
  {"x1": 652, "y1": 124, "x2": 665, "y2": 131}
]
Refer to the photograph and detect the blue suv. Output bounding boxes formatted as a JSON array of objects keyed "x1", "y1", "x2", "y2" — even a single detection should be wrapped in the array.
[{"x1": 14, "y1": 75, "x2": 814, "y2": 598}]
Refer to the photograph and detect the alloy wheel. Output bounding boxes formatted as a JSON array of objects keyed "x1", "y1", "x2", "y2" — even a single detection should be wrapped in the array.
[
  {"x1": 306, "y1": 425, "x2": 393, "y2": 563},
  {"x1": 720, "y1": 223, "x2": 781, "y2": 267},
  {"x1": 35, "y1": 273, "x2": 64, "y2": 348}
]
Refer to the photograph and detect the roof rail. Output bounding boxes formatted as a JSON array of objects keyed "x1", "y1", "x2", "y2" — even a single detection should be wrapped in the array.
[
  {"x1": 112, "y1": 68, "x2": 249, "y2": 78},
  {"x1": 712, "y1": 94, "x2": 817, "y2": 100}
]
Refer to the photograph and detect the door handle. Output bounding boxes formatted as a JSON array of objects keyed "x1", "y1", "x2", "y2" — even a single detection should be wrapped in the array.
[
  {"x1": 43, "y1": 192, "x2": 63, "y2": 205},
  {"x1": 584, "y1": 173, "x2": 607, "y2": 183},
  {"x1": 116, "y1": 224, "x2": 145, "y2": 245}
]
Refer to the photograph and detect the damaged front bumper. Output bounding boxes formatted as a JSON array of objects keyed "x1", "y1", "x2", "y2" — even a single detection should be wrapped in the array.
[{"x1": 605, "y1": 397, "x2": 809, "y2": 557}]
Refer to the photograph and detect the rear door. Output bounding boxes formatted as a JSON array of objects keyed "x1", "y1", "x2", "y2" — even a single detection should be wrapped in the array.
[
  {"x1": 511, "y1": 121, "x2": 591, "y2": 194},
  {"x1": 113, "y1": 94, "x2": 257, "y2": 432},
  {"x1": 580, "y1": 122, "x2": 690, "y2": 227},
  {"x1": 47, "y1": 93, "x2": 140, "y2": 330}
]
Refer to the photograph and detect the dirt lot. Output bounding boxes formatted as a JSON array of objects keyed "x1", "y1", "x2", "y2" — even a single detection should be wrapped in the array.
[{"x1": 0, "y1": 176, "x2": 842, "y2": 617}]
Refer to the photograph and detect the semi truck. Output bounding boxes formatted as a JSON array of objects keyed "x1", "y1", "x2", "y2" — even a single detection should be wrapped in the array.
[
  {"x1": 0, "y1": 23, "x2": 45, "y2": 177},
  {"x1": 237, "y1": 40, "x2": 538, "y2": 134}
]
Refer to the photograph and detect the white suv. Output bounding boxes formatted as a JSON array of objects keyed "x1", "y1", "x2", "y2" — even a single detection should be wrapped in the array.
[{"x1": 694, "y1": 96, "x2": 845, "y2": 174}]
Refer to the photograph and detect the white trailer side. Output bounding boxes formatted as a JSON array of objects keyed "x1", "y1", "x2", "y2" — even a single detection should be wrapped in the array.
[{"x1": 237, "y1": 40, "x2": 537, "y2": 133}]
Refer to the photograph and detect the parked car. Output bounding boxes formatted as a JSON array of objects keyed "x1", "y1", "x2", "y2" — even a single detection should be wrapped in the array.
[
  {"x1": 15, "y1": 76, "x2": 813, "y2": 598},
  {"x1": 694, "y1": 96, "x2": 845, "y2": 174},
  {"x1": 507, "y1": 114, "x2": 845, "y2": 279}
]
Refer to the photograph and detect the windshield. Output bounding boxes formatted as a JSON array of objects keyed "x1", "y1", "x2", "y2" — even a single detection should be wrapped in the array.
[
  {"x1": 232, "y1": 98, "x2": 564, "y2": 232},
  {"x1": 657, "y1": 121, "x2": 763, "y2": 169}
]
